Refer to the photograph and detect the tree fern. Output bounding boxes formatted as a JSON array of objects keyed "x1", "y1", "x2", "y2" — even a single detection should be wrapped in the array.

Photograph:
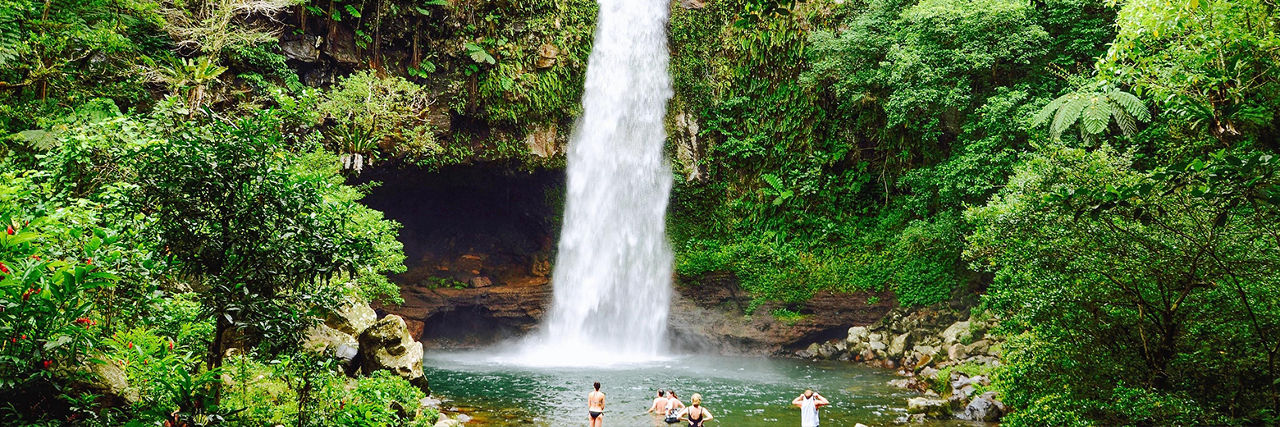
[{"x1": 1033, "y1": 87, "x2": 1152, "y2": 141}]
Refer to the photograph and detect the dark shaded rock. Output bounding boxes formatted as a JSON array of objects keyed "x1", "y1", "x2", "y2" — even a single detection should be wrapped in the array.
[{"x1": 280, "y1": 37, "x2": 320, "y2": 62}]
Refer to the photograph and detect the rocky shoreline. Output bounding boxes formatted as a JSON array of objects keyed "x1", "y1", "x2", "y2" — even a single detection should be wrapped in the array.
[{"x1": 798, "y1": 306, "x2": 1009, "y2": 423}]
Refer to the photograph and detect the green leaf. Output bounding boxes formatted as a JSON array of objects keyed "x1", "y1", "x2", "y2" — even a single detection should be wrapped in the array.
[
  {"x1": 344, "y1": 4, "x2": 361, "y2": 18},
  {"x1": 1081, "y1": 97, "x2": 1110, "y2": 135},
  {"x1": 464, "y1": 42, "x2": 495, "y2": 64},
  {"x1": 44, "y1": 335, "x2": 72, "y2": 351}
]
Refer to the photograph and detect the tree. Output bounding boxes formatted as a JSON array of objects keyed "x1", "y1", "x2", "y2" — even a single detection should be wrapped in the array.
[
  {"x1": 132, "y1": 109, "x2": 388, "y2": 402},
  {"x1": 967, "y1": 144, "x2": 1280, "y2": 424}
]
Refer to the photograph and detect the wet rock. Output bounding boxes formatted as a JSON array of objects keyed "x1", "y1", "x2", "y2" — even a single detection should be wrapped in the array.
[
  {"x1": 535, "y1": 44, "x2": 558, "y2": 69},
  {"x1": 526, "y1": 123, "x2": 559, "y2": 158},
  {"x1": 680, "y1": 0, "x2": 706, "y2": 8},
  {"x1": 433, "y1": 418, "x2": 460, "y2": 427},
  {"x1": 358, "y1": 315, "x2": 430, "y2": 393},
  {"x1": 907, "y1": 397, "x2": 951, "y2": 419},
  {"x1": 918, "y1": 366, "x2": 938, "y2": 380},
  {"x1": 280, "y1": 37, "x2": 320, "y2": 62}
]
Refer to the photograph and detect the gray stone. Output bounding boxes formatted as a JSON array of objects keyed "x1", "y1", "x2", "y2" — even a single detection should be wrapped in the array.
[
  {"x1": 907, "y1": 397, "x2": 950, "y2": 419},
  {"x1": 433, "y1": 418, "x2": 460, "y2": 427},
  {"x1": 325, "y1": 296, "x2": 378, "y2": 336},
  {"x1": 868, "y1": 332, "x2": 884, "y2": 343},
  {"x1": 962, "y1": 393, "x2": 1005, "y2": 422},
  {"x1": 846, "y1": 326, "x2": 869, "y2": 344},
  {"x1": 279, "y1": 37, "x2": 320, "y2": 62},
  {"x1": 947, "y1": 343, "x2": 967, "y2": 361},
  {"x1": 869, "y1": 340, "x2": 887, "y2": 351},
  {"x1": 680, "y1": 0, "x2": 706, "y2": 9},
  {"x1": 966, "y1": 339, "x2": 990, "y2": 355},
  {"x1": 889, "y1": 333, "x2": 911, "y2": 359},
  {"x1": 358, "y1": 315, "x2": 430, "y2": 393},
  {"x1": 941, "y1": 320, "x2": 971, "y2": 344}
]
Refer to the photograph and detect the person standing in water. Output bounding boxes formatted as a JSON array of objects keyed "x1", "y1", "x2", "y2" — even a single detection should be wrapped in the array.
[
  {"x1": 647, "y1": 389, "x2": 667, "y2": 415},
  {"x1": 791, "y1": 389, "x2": 829, "y2": 427},
  {"x1": 677, "y1": 393, "x2": 714, "y2": 427},
  {"x1": 587, "y1": 381, "x2": 606, "y2": 427},
  {"x1": 663, "y1": 390, "x2": 685, "y2": 424}
]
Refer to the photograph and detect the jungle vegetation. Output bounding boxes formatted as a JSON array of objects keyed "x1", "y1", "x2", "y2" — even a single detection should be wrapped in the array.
[{"x1": 1, "y1": 0, "x2": 1278, "y2": 424}]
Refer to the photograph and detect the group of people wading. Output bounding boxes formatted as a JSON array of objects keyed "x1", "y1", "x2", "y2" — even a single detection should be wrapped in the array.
[{"x1": 585, "y1": 382, "x2": 831, "y2": 427}]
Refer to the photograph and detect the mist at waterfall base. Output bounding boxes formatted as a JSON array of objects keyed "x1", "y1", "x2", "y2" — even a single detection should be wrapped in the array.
[{"x1": 493, "y1": 0, "x2": 675, "y2": 367}]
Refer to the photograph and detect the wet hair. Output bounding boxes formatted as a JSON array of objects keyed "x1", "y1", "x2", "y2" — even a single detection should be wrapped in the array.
[
  {"x1": 668, "y1": 390, "x2": 677, "y2": 398},
  {"x1": 804, "y1": 389, "x2": 814, "y2": 397},
  {"x1": 657, "y1": 390, "x2": 665, "y2": 397},
  {"x1": 691, "y1": 393, "x2": 703, "y2": 405},
  {"x1": 594, "y1": 381, "x2": 601, "y2": 391}
]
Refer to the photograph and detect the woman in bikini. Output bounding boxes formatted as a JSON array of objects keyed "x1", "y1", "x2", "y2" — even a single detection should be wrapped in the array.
[
  {"x1": 663, "y1": 390, "x2": 685, "y2": 424},
  {"x1": 678, "y1": 393, "x2": 713, "y2": 426},
  {"x1": 587, "y1": 381, "x2": 605, "y2": 427}
]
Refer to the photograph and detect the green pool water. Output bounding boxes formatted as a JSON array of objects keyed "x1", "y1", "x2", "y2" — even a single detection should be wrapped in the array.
[{"x1": 423, "y1": 352, "x2": 986, "y2": 426}]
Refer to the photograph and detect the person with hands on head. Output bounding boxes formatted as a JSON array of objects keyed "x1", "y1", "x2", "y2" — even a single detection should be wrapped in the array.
[{"x1": 791, "y1": 389, "x2": 829, "y2": 427}]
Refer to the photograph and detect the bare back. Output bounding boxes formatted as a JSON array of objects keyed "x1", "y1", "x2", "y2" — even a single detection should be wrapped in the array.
[{"x1": 588, "y1": 391, "x2": 606, "y2": 411}]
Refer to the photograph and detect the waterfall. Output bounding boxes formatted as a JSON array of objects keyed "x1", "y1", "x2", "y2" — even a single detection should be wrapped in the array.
[{"x1": 513, "y1": 0, "x2": 674, "y2": 366}]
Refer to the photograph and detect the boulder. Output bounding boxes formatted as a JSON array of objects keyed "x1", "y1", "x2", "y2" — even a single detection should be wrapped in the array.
[
  {"x1": 941, "y1": 320, "x2": 971, "y2": 344},
  {"x1": 846, "y1": 326, "x2": 869, "y2": 344},
  {"x1": 888, "y1": 333, "x2": 911, "y2": 359},
  {"x1": 868, "y1": 332, "x2": 884, "y2": 343},
  {"x1": 907, "y1": 397, "x2": 951, "y2": 419},
  {"x1": 433, "y1": 418, "x2": 460, "y2": 427},
  {"x1": 961, "y1": 392, "x2": 1006, "y2": 422},
  {"x1": 469, "y1": 276, "x2": 493, "y2": 288},
  {"x1": 279, "y1": 37, "x2": 320, "y2": 62},
  {"x1": 303, "y1": 322, "x2": 358, "y2": 356},
  {"x1": 869, "y1": 340, "x2": 887, "y2": 351},
  {"x1": 358, "y1": 315, "x2": 430, "y2": 393},
  {"x1": 947, "y1": 343, "x2": 967, "y2": 361},
  {"x1": 966, "y1": 339, "x2": 990, "y2": 356},
  {"x1": 325, "y1": 296, "x2": 378, "y2": 336}
]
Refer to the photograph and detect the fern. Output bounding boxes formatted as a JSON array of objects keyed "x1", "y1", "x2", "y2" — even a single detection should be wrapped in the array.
[{"x1": 1034, "y1": 88, "x2": 1151, "y2": 141}]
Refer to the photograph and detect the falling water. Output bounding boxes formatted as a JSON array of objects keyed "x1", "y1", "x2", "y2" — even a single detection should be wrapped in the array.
[{"x1": 511, "y1": 0, "x2": 674, "y2": 366}]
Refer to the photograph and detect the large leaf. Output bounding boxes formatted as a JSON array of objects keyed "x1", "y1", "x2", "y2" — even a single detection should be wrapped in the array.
[
  {"x1": 464, "y1": 42, "x2": 495, "y2": 64},
  {"x1": 1081, "y1": 96, "x2": 1110, "y2": 135}
]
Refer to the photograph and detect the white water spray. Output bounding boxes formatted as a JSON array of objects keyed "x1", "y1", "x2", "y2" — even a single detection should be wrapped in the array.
[{"x1": 510, "y1": 0, "x2": 674, "y2": 366}]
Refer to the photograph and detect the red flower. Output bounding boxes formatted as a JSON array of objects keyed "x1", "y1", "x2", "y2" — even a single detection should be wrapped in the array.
[
  {"x1": 0, "y1": 262, "x2": 9, "y2": 274},
  {"x1": 5, "y1": 225, "x2": 13, "y2": 235},
  {"x1": 30, "y1": 255, "x2": 40, "y2": 260},
  {"x1": 168, "y1": 341, "x2": 174, "y2": 350},
  {"x1": 84, "y1": 258, "x2": 92, "y2": 265},
  {"x1": 19, "y1": 335, "x2": 26, "y2": 340},
  {"x1": 127, "y1": 342, "x2": 133, "y2": 349},
  {"x1": 42, "y1": 360, "x2": 51, "y2": 369}
]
